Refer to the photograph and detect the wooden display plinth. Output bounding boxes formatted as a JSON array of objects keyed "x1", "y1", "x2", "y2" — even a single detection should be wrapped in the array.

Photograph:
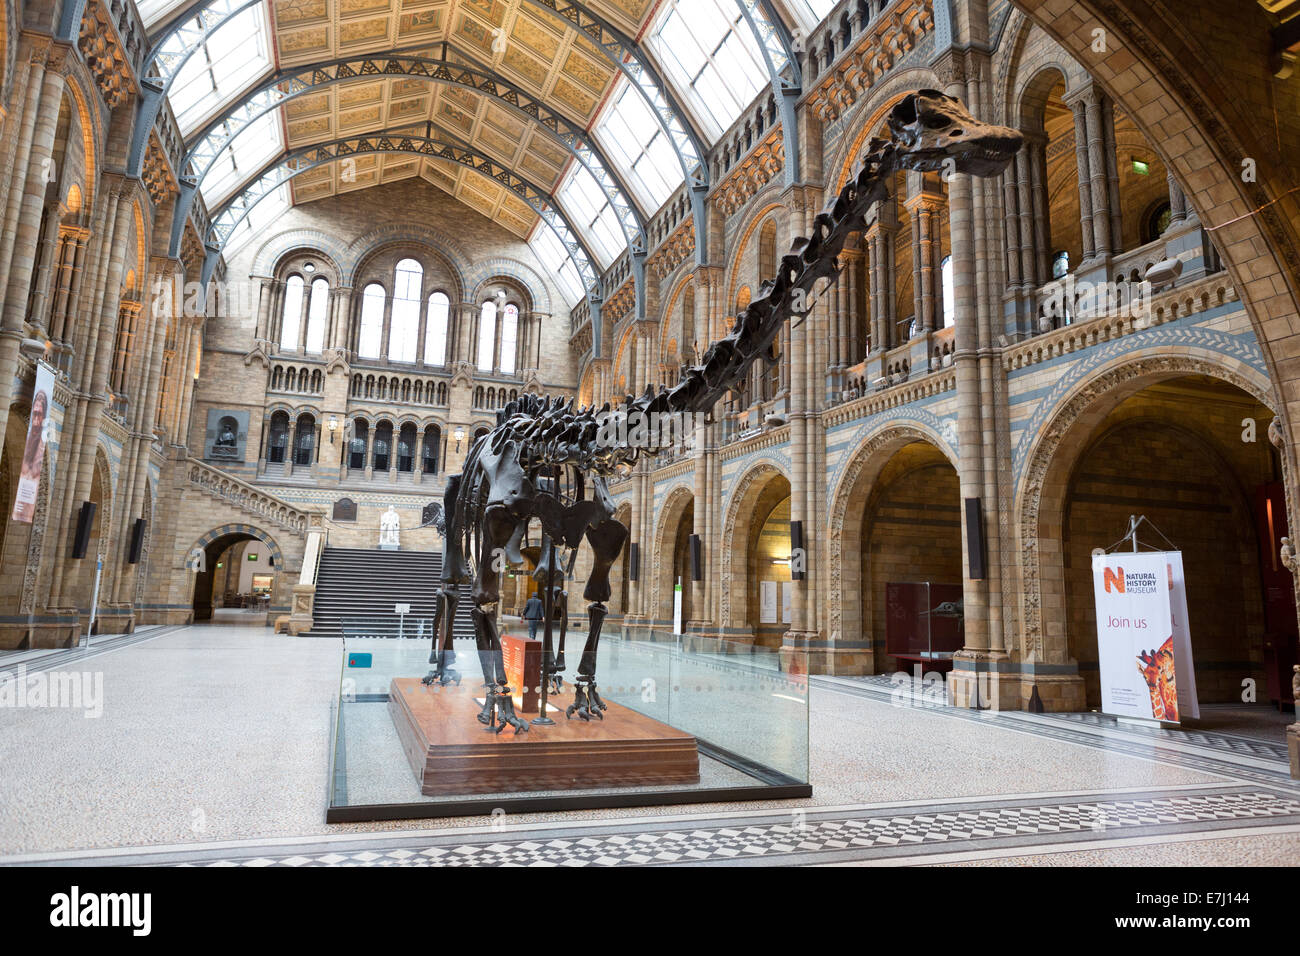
[{"x1": 389, "y1": 677, "x2": 701, "y2": 796}]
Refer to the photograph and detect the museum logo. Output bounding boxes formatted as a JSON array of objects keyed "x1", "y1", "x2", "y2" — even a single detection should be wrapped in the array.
[
  {"x1": 49, "y1": 886, "x2": 151, "y2": 936},
  {"x1": 0, "y1": 666, "x2": 103, "y2": 717}
]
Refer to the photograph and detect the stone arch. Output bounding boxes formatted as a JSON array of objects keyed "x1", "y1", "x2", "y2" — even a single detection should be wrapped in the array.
[
  {"x1": 1016, "y1": 351, "x2": 1277, "y2": 665},
  {"x1": 724, "y1": 201, "x2": 786, "y2": 335},
  {"x1": 658, "y1": 274, "x2": 694, "y2": 364},
  {"x1": 1009, "y1": 0, "x2": 1300, "y2": 518},
  {"x1": 184, "y1": 523, "x2": 287, "y2": 621},
  {"x1": 270, "y1": 245, "x2": 344, "y2": 285},
  {"x1": 57, "y1": 70, "x2": 99, "y2": 212},
  {"x1": 829, "y1": 68, "x2": 943, "y2": 194},
  {"x1": 343, "y1": 223, "x2": 473, "y2": 291},
  {"x1": 350, "y1": 239, "x2": 466, "y2": 303},
  {"x1": 467, "y1": 257, "x2": 552, "y2": 315},
  {"x1": 718, "y1": 459, "x2": 793, "y2": 630},
  {"x1": 826, "y1": 423, "x2": 959, "y2": 652},
  {"x1": 650, "y1": 483, "x2": 694, "y2": 623},
  {"x1": 252, "y1": 229, "x2": 350, "y2": 278}
]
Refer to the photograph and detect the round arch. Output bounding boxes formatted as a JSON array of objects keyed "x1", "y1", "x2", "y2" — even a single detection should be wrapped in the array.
[
  {"x1": 718, "y1": 459, "x2": 794, "y2": 631},
  {"x1": 1016, "y1": 350, "x2": 1277, "y2": 665},
  {"x1": 827, "y1": 423, "x2": 959, "y2": 651},
  {"x1": 185, "y1": 523, "x2": 287, "y2": 621},
  {"x1": 1007, "y1": 0, "x2": 1300, "y2": 507},
  {"x1": 650, "y1": 484, "x2": 695, "y2": 623},
  {"x1": 724, "y1": 202, "x2": 786, "y2": 338}
]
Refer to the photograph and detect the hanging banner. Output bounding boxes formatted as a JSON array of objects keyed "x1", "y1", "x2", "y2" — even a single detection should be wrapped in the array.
[
  {"x1": 12, "y1": 362, "x2": 55, "y2": 524},
  {"x1": 1091, "y1": 550, "x2": 1197, "y2": 723}
]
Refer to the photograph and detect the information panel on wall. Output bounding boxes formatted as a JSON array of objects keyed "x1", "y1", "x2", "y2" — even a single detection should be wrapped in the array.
[{"x1": 1091, "y1": 550, "x2": 1199, "y2": 723}]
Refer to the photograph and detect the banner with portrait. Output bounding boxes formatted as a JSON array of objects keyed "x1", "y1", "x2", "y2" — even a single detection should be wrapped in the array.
[
  {"x1": 12, "y1": 362, "x2": 54, "y2": 523},
  {"x1": 1091, "y1": 550, "x2": 1199, "y2": 723}
]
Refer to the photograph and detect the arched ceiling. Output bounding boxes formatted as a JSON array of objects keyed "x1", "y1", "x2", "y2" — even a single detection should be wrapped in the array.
[
  {"x1": 266, "y1": 0, "x2": 636, "y2": 221},
  {"x1": 134, "y1": 0, "x2": 814, "y2": 305}
]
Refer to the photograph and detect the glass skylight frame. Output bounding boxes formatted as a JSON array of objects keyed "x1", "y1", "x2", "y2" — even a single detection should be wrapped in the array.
[
  {"x1": 645, "y1": 0, "x2": 771, "y2": 143},
  {"x1": 198, "y1": 110, "x2": 284, "y2": 208},
  {"x1": 528, "y1": 225, "x2": 585, "y2": 308},
  {"x1": 164, "y1": 2, "x2": 275, "y2": 137},
  {"x1": 557, "y1": 164, "x2": 625, "y2": 270},
  {"x1": 594, "y1": 76, "x2": 685, "y2": 214}
]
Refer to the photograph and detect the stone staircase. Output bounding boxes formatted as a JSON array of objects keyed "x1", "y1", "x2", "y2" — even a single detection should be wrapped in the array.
[{"x1": 303, "y1": 546, "x2": 476, "y2": 640}]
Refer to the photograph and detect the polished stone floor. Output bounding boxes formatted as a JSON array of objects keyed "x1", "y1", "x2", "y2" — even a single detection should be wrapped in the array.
[{"x1": 0, "y1": 624, "x2": 1295, "y2": 866}]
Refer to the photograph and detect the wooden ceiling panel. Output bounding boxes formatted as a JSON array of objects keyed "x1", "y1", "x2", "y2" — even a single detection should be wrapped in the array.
[{"x1": 271, "y1": 0, "x2": 644, "y2": 236}]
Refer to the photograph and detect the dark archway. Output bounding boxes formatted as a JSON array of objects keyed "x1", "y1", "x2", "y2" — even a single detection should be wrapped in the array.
[{"x1": 192, "y1": 531, "x2": 279, "y2": 621}]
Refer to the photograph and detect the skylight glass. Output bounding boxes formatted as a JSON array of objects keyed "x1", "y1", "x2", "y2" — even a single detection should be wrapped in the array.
[
  {"x1": 223, "y1": 182, "x2": 290, "y2": 257},
  {"x1": 199, "y1": 111, "x2": 284, "y2": 207},
  {"x1": 167, "y1": 4, "x2": 273, "y2": 135},
  {"x1": 647, "y1": 0, "x2": 769, "y2": 142},
  {"x1": 790, "y1": 0, "x2": 840, "y2": 31},
  {"x1": 135, "y1": 0, "x2": 189, "y2": 29},
  {"x1": 529, "y1": 225, "x2": 584, "y2": 307},
  {"x1": 557, "y1": 165, "x2": 624, "y2": 269},
  {"x1": 595, "y1": 77, "x2": 684, "y2": 214}
]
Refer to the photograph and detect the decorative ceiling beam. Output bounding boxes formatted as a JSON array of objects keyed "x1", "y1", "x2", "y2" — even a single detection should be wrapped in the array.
[
  {"x1": 518, "y1": 0, "x2": 711, "y2": 270},
  {"x1": 127, "y1": 0, "x2": 267, "y2": 178},
  {"x1": 733, "y1": 0, "x2": 802, "y2": 186}
]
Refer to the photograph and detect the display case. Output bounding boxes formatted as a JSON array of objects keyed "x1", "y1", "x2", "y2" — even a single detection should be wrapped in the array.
[
  {"x1": 327, "y1": 629, "x2": 810, "y2": 821},
  {"x1": 884, "y1": 582, "x2": 964, "y2": 669}
]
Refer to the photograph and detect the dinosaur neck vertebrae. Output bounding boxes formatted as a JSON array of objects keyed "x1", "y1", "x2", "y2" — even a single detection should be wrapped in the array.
[{"x1": 424, "y1": 90, "x2": 1023, "y2": 736}]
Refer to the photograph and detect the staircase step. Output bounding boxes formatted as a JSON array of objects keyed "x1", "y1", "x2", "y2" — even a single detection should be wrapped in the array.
[{"x1": 303, "y1": 546, "x2": 476, "y2": 639}]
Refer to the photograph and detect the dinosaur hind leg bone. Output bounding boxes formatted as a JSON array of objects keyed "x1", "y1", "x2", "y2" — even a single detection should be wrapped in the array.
[{"x1": 566, "y1": 516, "x2": 629, "y2": 721}]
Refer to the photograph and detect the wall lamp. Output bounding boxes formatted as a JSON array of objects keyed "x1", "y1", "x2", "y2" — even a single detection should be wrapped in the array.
[
  {"x1": 327, "y1": 416, "x2": 339, "y2": 443},
  {"x1": 453, "y1": 426, "x2": 466, "y2": 452}
]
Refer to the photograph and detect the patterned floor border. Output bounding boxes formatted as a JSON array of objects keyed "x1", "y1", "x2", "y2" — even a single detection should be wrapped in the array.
[{"x1": 6, "y1": 784, "x2": 1298, "y2": 867}]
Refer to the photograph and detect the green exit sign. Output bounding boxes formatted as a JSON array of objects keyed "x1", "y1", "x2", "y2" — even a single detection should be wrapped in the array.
[{"x1": 1131, "y1": 159, "x2": 1150, "y2": 175}]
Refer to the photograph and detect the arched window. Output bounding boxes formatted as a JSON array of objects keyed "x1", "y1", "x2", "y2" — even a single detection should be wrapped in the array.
[
  {"x1": 397, "y1": 423, "x2": 417, "y2": 473},
  {"x1": 759, "y1": 220, "x2": 777, "y2": 279},
  {"x1": 266, "y1": 411, "x2": 290, "y2": 463},
  {"x1": 305, "y1": 278, "x2": 328, "y2": 353},
  {"x1": 477, "y1": 300, "x2": 497, "y2": 372},
  {"x1": 940, "y1": 255, "x2": 955, "y2": 328},
  {"x1": 348, "y1": 419, "x2": 368, "y2": 470},
  {"x1": 388, "y1": 259, "x2": 422, "y2": 362},
  {"x1": 372, "y1": 421, "x2": 393, "y2": 471},
  {"x1": 500, "y1": 304, "x2": 519, "y2": 375},
  {"x1": 358, "y1": 283, "x2": 385, "y2": 359},
  {"x1": 422, "y1": 425, "x2": 441, "y2": 475},
  {"x1": 293, "y1": 413, "x2": 315, "y2": 466},
  {"x1": 425, "y1": 291, "x2": 450, "y2": 366},
  {"x1": 279, "y1": 275, "x2": 304, "y2": 349}
]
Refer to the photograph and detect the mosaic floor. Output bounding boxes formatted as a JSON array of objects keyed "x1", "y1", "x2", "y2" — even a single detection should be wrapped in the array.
[{"x1": 0, "y1": 626, "x2": 1295, "y2": 867}]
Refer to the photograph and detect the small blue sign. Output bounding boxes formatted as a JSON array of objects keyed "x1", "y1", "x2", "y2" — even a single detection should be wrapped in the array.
[{"x1": 347, "y1": 653, "x2": 372, "y2": 668}]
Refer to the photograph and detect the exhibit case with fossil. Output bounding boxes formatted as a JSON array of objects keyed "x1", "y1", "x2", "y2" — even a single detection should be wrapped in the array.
[{"x1": 326, "y1": 631, "x2": 811, "y2": 821}]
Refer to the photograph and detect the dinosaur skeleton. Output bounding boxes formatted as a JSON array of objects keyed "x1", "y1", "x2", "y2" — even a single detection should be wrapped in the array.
[{"x1": 421, "y1": 91, "x2": 1023, "y2": 734}]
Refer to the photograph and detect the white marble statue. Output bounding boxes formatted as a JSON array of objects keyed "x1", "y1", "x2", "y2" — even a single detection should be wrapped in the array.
[{"x1": 379, "y1": 506, "x2": 401, "y2": 547}]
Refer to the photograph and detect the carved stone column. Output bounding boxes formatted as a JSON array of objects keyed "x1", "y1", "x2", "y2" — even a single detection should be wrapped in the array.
[{"x1": 1066, "y1": 91, "x2": 1096, "y2": 263}]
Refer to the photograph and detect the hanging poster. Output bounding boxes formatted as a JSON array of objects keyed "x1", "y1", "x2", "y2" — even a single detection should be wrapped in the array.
[
  {"x1": 1091, "y1": 550, "x2": 1195, "y2": 723},
  {"x1": 12, "y1": 362, "x2": 55, "y2": 523},
  {"x1": 781, "y1": 581, "x2": 792, "y2": 624}
]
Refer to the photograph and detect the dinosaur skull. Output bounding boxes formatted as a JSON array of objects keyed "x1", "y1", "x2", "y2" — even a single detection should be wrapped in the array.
[{"x1": 886, "y1": 90, "x2": 1023, "y2": 176}]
